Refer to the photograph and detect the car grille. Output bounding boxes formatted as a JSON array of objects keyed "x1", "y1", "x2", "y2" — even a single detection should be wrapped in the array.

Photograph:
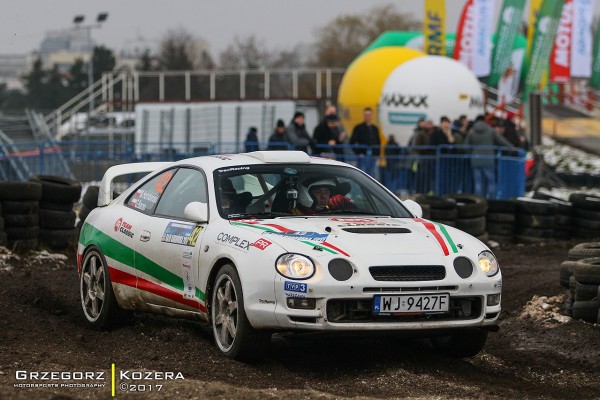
[
  {"x1": 369, "y1": 265, "x2": 446, "y2": 281},
  {"x1": 326, "y1": 297, "x2": 482, "y2": 323}
]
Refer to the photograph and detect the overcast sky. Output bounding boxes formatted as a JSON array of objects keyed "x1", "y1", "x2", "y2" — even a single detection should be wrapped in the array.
[{"x1": 1, "y1": 0, "x2": 470, "y2": 56}]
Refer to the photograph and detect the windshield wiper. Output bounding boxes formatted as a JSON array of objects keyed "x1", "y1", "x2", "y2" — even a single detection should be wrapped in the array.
[{"x1": 228, "y1": 211, "x2": 289, "y2": 219}]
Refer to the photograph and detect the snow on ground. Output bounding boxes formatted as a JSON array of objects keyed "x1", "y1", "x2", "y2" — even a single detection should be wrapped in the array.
[{"x1": 541, "y1": 136, "x2": 600, "y2": 175}]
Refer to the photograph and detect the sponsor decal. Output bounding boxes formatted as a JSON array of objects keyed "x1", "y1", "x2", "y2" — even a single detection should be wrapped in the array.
[
  {"x1": 134, "y1": 189, "x2": 159, "y2": 204},
  {"x1": 211, "y1": 155, "x2": 233, "y2": 160},
  {"x1": 129, "y1": 197, "x2": 147, "y2": 211},
  {"x1": 285, "y1": 292, "x2": 306, "y2": 299},
  {"x1": 258, "y1": 299, "x2": 275, "y2": 304},
  {"x1": 231, "y1": 220, "x2": 350, "y2": 257},
  {"x1": 216, "y1": 232, "x2": 250, "y2": 251},
  {"x1": 386, "y1": 112, "x2": 427, "y2": 126},
  {"x1": 182, "y1": 249, "x2": 193, "y2": 259},
  {"x1": 114, "y1": 218, "x2": 134, "y2": 238},
  {"x1": 217, "y1": 166, "x2": 250, "y2": 173},
  {"x1": 181, "y1": 262, "x2": 195, "y2": 300},
  {"x1": 266, "y1": 231, "x2": 328, "y2": 242},
  {"x1": 379, "y1": 93, "x2": 429, "y2": 108},
  {"x1": 330, "y1": 218, "x2": 375, "y2": 223},
  {"x1": 161, "y1": 222, "x2": 203, "y2": 246},
  {"x1": 284, "y1": 281, "x2": 308, "y2": 293},
  {"x1": 413, "y1": 218, "x2": 458, "y2": 256},
  {"x1": 251, "y1": 238, "x2": 272, "y2": 250}
]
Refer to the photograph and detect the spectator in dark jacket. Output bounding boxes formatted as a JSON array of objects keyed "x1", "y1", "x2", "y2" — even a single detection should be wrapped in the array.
[
  {"x1": 244, "y1": 127, "x2": 259, "y2": 152},
  {"x1": 465, "y1": 115, "x2": 512, "y2": 198},
  {"x1": 287, "y1": 112, "x2": 314, "y2": 153},
  {"x1": 313, "y1": 114, "x2": 346, "y2": 159},
  {"x1": 350, "y1": 107, "x2": 380, "y2": 175},
  {"x1": 267, "y1": 119, "x2": 289, "y2": 150}
]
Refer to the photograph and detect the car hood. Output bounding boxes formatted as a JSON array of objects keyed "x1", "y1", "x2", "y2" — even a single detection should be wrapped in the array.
[{"x1": 229, "y1": 216, "x2": 469, "y2": 258}]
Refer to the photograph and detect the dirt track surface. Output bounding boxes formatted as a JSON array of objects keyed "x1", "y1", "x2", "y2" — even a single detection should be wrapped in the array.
[{"x1": 1, "y1": 240, "x2": 599, "y2": 400}]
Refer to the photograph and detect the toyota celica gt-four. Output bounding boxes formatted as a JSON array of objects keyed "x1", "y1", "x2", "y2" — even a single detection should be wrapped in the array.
[{"x1": 77, "y1": 151, "x2": 501, "y2": 361}]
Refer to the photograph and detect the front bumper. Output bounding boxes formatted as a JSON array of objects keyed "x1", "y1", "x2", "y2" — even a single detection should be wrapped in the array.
[{"x1": 247, "y1": 277, "x2": 501, "y2": 331}]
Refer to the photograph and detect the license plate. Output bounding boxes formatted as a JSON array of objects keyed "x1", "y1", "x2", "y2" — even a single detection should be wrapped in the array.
[{"x1": 373, "y1": 293, "x2": 450, "y2": 314}]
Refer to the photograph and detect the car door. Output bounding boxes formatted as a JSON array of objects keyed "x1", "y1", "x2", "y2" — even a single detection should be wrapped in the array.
[{"x1": 131, "y1": 167, "x2": 209, "y2": 314}]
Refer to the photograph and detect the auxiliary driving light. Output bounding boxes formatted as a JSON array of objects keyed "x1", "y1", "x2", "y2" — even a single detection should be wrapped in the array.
[{"x1": 286, "y1": 297, "x2": 316, "y2": 310}]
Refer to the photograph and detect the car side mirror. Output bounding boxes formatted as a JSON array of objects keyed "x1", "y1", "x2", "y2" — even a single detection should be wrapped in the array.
[
  {"x1": 403, "y1": 199, "x2": 423, "y2": 218},
  {"x1": 184, "y1": 202, "x2": 208, "y2": 223}
]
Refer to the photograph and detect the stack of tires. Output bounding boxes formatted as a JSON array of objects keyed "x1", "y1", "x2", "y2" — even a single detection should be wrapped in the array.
[
  {"x1": 569, "y1": 193, "x2": 600, "y2": 239},
  {"x1": 0, "y1": 181, "x2": 42, "y2": 252},
  {"x1": 447, "y1": 194, "x2": 488, "y2": 242},
  {"x1": 486, "y1": 199, "x2": 516, "y2": 243},
  {"x1": 515, "y1": 197, "x2": 557, "y2": 243},
  {"x1": 78, "y1": 185, "x2": 100, "y2": 229},
  {"x1": 29, "y1": 175, "x2": 82, "y2": 250},
  {"x1": 560, "y1": 243, "x2": 600, "y2": 322},
  {"x1": 532, "y1": 192, "x2": 573, "y2": 240},
  {"x1": 415, "y1": 195, "x2": 457, "y2": 227}
]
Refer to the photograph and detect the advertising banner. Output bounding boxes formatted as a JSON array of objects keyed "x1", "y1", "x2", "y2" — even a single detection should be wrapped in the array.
[
  {"x1": 454, "y1": 0, "x2": 496, "y2": 77},
  {"x1": 549, "y1": 0, "x2": 573, "y2": 82},
  {"x1": 590, "y1": 16, "x2": 600, "y2": 88},
  {"x1": 570, "y1": 0, "x2": 594, "y2": 77},
  {"x1": 424, "y1": 0, "x2": 446, "y2": 56},
  {"x1": 489, "y1": 0, "x2": 527, "y2": 87},
  {"x1": 524, "y1": 0, "x2": 566, "y2": 98}
]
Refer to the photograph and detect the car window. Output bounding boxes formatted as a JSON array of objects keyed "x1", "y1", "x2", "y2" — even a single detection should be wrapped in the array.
[
  {"x1": 155, "y1": 168, "x2": 207, "y2": 219},
  {"x1": 126, "y1": 168, "x2": 177, "y2": 215},
  {"x1": 214, "y1": 164, "x2": 412, "y2": 219}
]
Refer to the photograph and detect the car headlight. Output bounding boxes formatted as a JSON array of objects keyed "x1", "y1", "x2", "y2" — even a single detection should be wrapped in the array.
[
  {"x1": 276, "y1": 254, "x2": 315, "y2": 280},
  {"x1": 478, "y1": 250, "x2": 499, "y2": 277}
]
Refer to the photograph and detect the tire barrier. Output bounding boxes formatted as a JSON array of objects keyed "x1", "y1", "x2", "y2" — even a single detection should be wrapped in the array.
[
  {"x1": 415, "y1": 195, "x2": 457, "y2": 228},
  {"x1": 447, "y1": 195, "x2": 488, "y2": 240},
  {"x1": 515, "y1": 198, "x2": 558, "y2": 244},
  {"x1": 0, "y1": 181, "x2": 41, "y2": 252},
  {"x1": 29, "y1": 175, "x2": 82, "y2": 250},
  {"x1": 559, "y1": 243, "x2": 600, "y2": 323},
  {"x1": 569, "y1": 193, "x2": 600, "y2": 239},
  {"x1": 487, "y1": 199, "x2": 516, "y2": 244}
]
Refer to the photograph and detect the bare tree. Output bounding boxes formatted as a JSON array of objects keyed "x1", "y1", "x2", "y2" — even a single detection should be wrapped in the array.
[{"x1": 311, "y1": 4, "x2": 420, "y2": 67}]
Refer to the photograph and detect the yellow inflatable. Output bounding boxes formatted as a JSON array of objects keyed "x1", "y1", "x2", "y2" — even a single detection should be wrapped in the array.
[{"x1": 338, "y1": 46, "x2": 424, "y2": 138}]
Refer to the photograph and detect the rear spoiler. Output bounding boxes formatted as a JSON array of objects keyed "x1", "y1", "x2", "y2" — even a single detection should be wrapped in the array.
[{"x1": 98, "y1": 162, "x2": 171, "y2": 206}]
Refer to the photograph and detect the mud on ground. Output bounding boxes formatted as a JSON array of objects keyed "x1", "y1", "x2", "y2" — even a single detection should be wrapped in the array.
[{"x1": 0, "y1": 240, "x2": 599, "y2": 400}]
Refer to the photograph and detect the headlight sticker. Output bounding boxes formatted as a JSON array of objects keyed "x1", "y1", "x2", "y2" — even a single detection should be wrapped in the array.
[{"x1": 284, "y1": 281, "x2": 308, "y2": 293}]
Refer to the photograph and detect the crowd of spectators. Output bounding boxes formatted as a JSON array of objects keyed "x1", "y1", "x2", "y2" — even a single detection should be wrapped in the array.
[{"x1": 243, "y1": 107, "x2": 528, "y2": 198}]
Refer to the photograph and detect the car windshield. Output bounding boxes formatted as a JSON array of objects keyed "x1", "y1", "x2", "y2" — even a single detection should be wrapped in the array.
[{"x1": 214, "y1": 164, "x2": 413, "y2": 219}]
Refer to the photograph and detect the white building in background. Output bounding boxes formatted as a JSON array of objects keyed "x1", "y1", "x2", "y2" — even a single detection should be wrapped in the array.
[{"x1": 0, "y1": 54, "x2": 30, "y2": 91}]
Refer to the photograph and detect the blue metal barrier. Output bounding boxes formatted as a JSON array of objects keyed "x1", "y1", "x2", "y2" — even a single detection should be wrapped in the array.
[{"x1": 0, "y1": 140, "x2": 526, "y2": 199}]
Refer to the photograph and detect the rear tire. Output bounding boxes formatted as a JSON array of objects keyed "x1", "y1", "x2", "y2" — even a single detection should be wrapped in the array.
[
  {"x1": 431, "y1": 328, "x2": 488, "y2": 358},
  {"x1": 211, "y1": 264, "x2": 270, "y2": 362}
]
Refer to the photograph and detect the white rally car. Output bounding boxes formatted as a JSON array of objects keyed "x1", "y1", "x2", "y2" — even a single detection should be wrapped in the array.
[{"x1": 77, "y1": 151, "x2": 501, "y2": 361}]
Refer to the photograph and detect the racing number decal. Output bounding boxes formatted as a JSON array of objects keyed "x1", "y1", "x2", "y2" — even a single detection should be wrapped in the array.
[
  {"x1": 187, "y1": 227, "x2": 203, "y2": 247},
  {"x1": 155, "y1": 172, "x2": 173, "y2": 194}
]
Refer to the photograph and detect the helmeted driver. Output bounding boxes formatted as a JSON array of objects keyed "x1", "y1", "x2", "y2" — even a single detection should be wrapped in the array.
[{"x1": 294, "y1": 177, "x2": 353, "y2": 214}]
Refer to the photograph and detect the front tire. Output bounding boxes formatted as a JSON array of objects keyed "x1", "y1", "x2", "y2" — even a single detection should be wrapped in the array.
[
  {"x1": 80, "y1": 247, "x2": 129, "y2": 329},
  {"x1": 211, "y1": 264, "x2": 270, "y2": 362},
  {"x1": 431, "y1": 328, "x2": 488, "y2": 358}
]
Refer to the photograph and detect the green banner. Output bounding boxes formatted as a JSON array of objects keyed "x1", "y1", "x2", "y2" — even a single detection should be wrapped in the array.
[
  {"x1": 489, "y1": 0, "x2": 526, "y2": 87},
  {"x1": 591, "y1": 18, "x2": 600, "y2": 89},
  {"x1": 523, "y1": 0, "x2": 565, "y2": 99}
]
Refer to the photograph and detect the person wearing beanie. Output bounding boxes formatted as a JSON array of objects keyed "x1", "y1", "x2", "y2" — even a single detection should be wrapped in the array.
[
  {"x1": 286, "y1": 111, "x2": 314, "y2": 153},
  {"x1": 267, "y1": 119, "x2": 289, "y2": 150}
]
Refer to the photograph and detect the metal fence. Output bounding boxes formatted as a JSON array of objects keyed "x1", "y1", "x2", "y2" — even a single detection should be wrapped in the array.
[{"x1": 0, "y1": 141, "x2": 526, "y2": 199}]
